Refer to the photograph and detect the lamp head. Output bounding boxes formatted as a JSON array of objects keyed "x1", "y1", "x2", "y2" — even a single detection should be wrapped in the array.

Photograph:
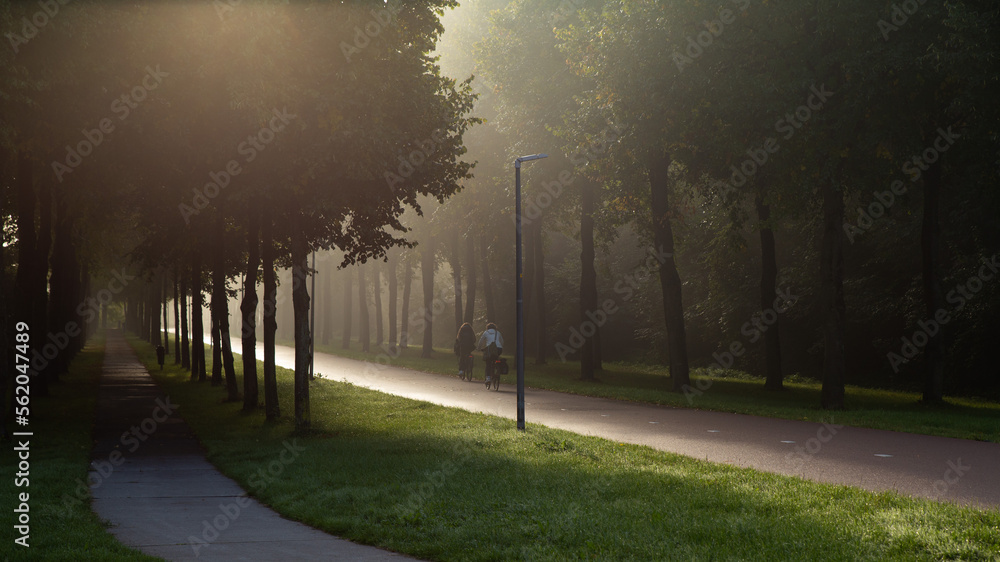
[{"x1": 514, "y1": 153, "x2": 548, "y2": 168}]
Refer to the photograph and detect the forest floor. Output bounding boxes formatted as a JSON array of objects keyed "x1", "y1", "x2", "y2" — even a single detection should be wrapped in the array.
[
  {"x1": 306, "y1": 341, "x2": 1000, "y2": 444},
  {"x1": 125, "y1": 334, "x2": 1000, "y2": 561}
]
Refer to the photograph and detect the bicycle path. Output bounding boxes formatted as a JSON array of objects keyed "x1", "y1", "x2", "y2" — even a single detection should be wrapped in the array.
[
  {"x1": 91, "y1": 331, "x2": 415, "y2": 561},
  {"x1": 230, "y1": 336, "x2": 1000, "y2": 509}
]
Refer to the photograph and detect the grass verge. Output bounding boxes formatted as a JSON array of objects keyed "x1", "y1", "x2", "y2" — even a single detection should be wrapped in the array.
[
  {"x1": 132, "y1": 335, "x2": 1000, "y2": 561},
  {"x1": 305, "y1": 341, "x2": 1000, "y2": 443},
  {"x1": 0, "y1": 332, "x2": 162, "y2": 562}
]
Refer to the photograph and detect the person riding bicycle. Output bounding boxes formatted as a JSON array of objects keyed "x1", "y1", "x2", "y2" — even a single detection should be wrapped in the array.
[
  {"x1": 477, "y1": 322, "x2": 504, "y2": 385},
  {"x1": 454, "y1": 322, "x2": 476, "y2": 379}
]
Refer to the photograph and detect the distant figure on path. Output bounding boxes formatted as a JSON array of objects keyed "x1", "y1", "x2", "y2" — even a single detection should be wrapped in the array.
[
  {"x1": 455, "y1": 322, "x2": 477, "y2": 380},
  {"x1": 477, "y1": 322, "x2": 504, "y2": 385}
]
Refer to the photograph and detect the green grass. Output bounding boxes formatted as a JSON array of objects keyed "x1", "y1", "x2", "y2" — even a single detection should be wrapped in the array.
[
  {"x1": 0, "y1": 333, "x2": 163, "y2": 562},
  {"x1": 131, "y1": 335, "x2": 1000, "y2": 561},
  {"x1": 306, "y1": 341, "x2": 1000, "y2": 443}
]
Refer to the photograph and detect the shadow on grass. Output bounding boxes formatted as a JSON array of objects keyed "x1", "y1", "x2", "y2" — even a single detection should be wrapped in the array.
[{"x1": 130, "y1": 335, "x2": 999, "y2": 561}]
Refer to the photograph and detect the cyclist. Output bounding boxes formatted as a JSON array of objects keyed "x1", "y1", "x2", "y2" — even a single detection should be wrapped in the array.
[
  {"x1": 477, "y1": 322, "x2": 504, "y2": 386},
  {"x1": 454, "y1": 322, "x2": 476, "y2": 380}
]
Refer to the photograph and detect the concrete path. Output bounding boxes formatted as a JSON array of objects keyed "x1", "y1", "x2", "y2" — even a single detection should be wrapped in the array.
[
  {"x1": 91, "y1": 331, "x2": 414, "y2": 561},
  {"x1": 227, "y1": 336, "x2": 1000, "y2": 510}
]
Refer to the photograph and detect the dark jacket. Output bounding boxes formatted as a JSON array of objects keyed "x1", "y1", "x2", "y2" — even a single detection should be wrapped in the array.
[{"x1": 455, "y1": 324, "x2": 476, "y2": 356}]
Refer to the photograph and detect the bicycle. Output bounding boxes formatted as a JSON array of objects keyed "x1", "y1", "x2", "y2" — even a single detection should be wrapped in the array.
[{"x1": 485, "y1": 357, "x2": 506, "y2": 390}]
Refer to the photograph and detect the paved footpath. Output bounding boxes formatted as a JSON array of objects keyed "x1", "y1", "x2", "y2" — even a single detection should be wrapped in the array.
[
  {"x1": 91, "y1": 331, "x2": 414, "y2": 561},
  {"x1": 228, "y1": 336, "x2": 1000, "y2": 510}
]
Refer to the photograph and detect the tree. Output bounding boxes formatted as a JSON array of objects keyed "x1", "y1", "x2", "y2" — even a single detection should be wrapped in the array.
[
  {"x1": 180, "y1": 271, "x2": 190, "y2": 369},
  {"x1": 449, "y1": 228, "x2": 463, "y2": 331},
  {"x1": 342, "y1": 263, "x2": 354, "y2": 349},
  {"x1": 421, "y1": 238, "x2": 436, "y2": 358},
  {"x1": 191, "y1": 253, "x2": 206, "y2": 383},
  {"x1": 463, "y1": 234, "x2": 477, "y2": 324},
  {"x1": 240, "y1": 212, "x2": 260, "y2": 411},
  {"x1": 579, "y1": 177, "x2": 599, "y2": 379},
  {"x1": 173, "y1": 270, "x2": 180, "y2": 364},
  {"x1": 373, "y1": 264, "x2": 384, "y2": 347},
  {"x1": 291, "y1": 223, "x2": 310, "y2": 429},
  {"x1": 261, "y1": 215, "x2": 280, "y2": 421},
  {"x1": 387, "y1": 256, "x2": 398, "y2": 351},
  {"x1": 359, "y1": 264, "x2": 371, "y2": 353},
  {"x1": 400, "y1": 257, "x2": 413, "y2": 348}
]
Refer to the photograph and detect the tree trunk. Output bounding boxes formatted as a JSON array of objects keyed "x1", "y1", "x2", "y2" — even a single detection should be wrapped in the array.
[
  {"x1": 464, "y1": 235, "x2": 477, "y2": 325},
  {"x1": 341, "y1": 264, "x2": 353, "y2": 349},
  {"x1": 648, "y1": 152, "x2": 691, "y2": 391},
  {"x1": 819, "y1": 172, "x2": 847, "y2": 410},
  {"x1": 191, "y1": 252, "x2": 207, "y2": 382},
  {"x1": 421, "y1": 239, "x2": 435, "y2": 358},
  {"x1": 14, "y1": 150, "x2": 37, "y2": 328},
  {"x1": 480, "y1": 233, "x2": 496, "y2": 322},
  {"x1": 580, "y1": 179, "x2": 598, "y2": 380},
  {"x1": 49, "y1": 186, "x2": 78, "y2": 381},
  {"x1": 358, "y1": 265, "x2": 371, "y2": 352},
  {"x1": 152, "y1": 279, "x2": 160, "y2": 345},
  {"x1": 400, "y1": 261, "x2": 411, "y2": 348},
  {"x1": 321, "y1": 259, "x2": 332, "y2": 346},
  {"x1": 388, "y1": 257, "x2": 398, "y2": 352},
  {"x1": 180, "y1": 271, "x2": 190, "y2": 369},
  {"x1": 757, "y1": 190, "x2": 784, "y2": 391},
  {"x1": 261, "y1": 216, "x2": 279, "y2": 421},
  {"x1": 291, "y1": 225, "x2": 311, "y2": 429},
  {"x1": 373, "y1": 265, "x2": 384, "y2": 346},
  {"x1": 533, "y1": 220, "x2": 547, "y2": 365},
  {"x1": 14, "y1": 150, "x2": 47, "y2": 395},
  {"x1": 450, "y1": 229, "x2": 463, "y2": 331},
  {"x1": 173, "y1": 267, "x2": 181, "y2": 364},
  {"x1": 221, "y1": 292, "x2": 239, "y2": 401},
  {"x1": 241, "y1": 212, "x2": 260, "y2": 411},
  {"x1": 78, "y1": 263, "x2": 90, "y2": 347},
  {"x1": 210, "y1": 233, "x2": 224, "y2": 387},
  {"x1": 211, "y1": 215, "x2": 239, "y2": 401},
  {"x1": 211, "y1": 292, "x2": 222, "y2": 385},
  {"x1": 163, "y1": 275, "x2": 169, "y2": 355},
  {"x1": 34, "y1": 170, "x2": 53, "y2": 383},
  {"x1": 921, "y1": 159, "x2": 945, "y2": 403}
]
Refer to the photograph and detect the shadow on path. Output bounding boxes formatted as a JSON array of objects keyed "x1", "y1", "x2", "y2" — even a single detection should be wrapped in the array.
[{"x1": 90, "y1": 330, "x2": 414, "y2": 561}]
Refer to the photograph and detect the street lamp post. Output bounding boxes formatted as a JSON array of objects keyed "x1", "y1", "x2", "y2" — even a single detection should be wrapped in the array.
[{"x1": 514, "y1": 153, "x2": 547, "y2": 431}]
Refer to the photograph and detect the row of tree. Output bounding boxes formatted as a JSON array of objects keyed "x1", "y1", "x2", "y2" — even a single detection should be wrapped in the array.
[
  {"x1": 1, "y1": 0, "x2": 476, "y2": 429},
  {"x1": 422, "y1": 0, "x2": 1000, "y2": 405},
  {"x1": 3, "y1": 0, "x2": 999, "y2": 436}
]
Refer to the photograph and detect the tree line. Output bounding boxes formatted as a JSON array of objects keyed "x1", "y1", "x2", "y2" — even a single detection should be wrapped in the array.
[{"x1": 2, "y1": 0, "x2": 998, "y2": 441}]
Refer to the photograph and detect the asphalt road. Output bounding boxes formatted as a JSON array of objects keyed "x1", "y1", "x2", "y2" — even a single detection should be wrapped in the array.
[{"x1": 228, "y1": 336, "x2": 1000, "y2": 509}]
